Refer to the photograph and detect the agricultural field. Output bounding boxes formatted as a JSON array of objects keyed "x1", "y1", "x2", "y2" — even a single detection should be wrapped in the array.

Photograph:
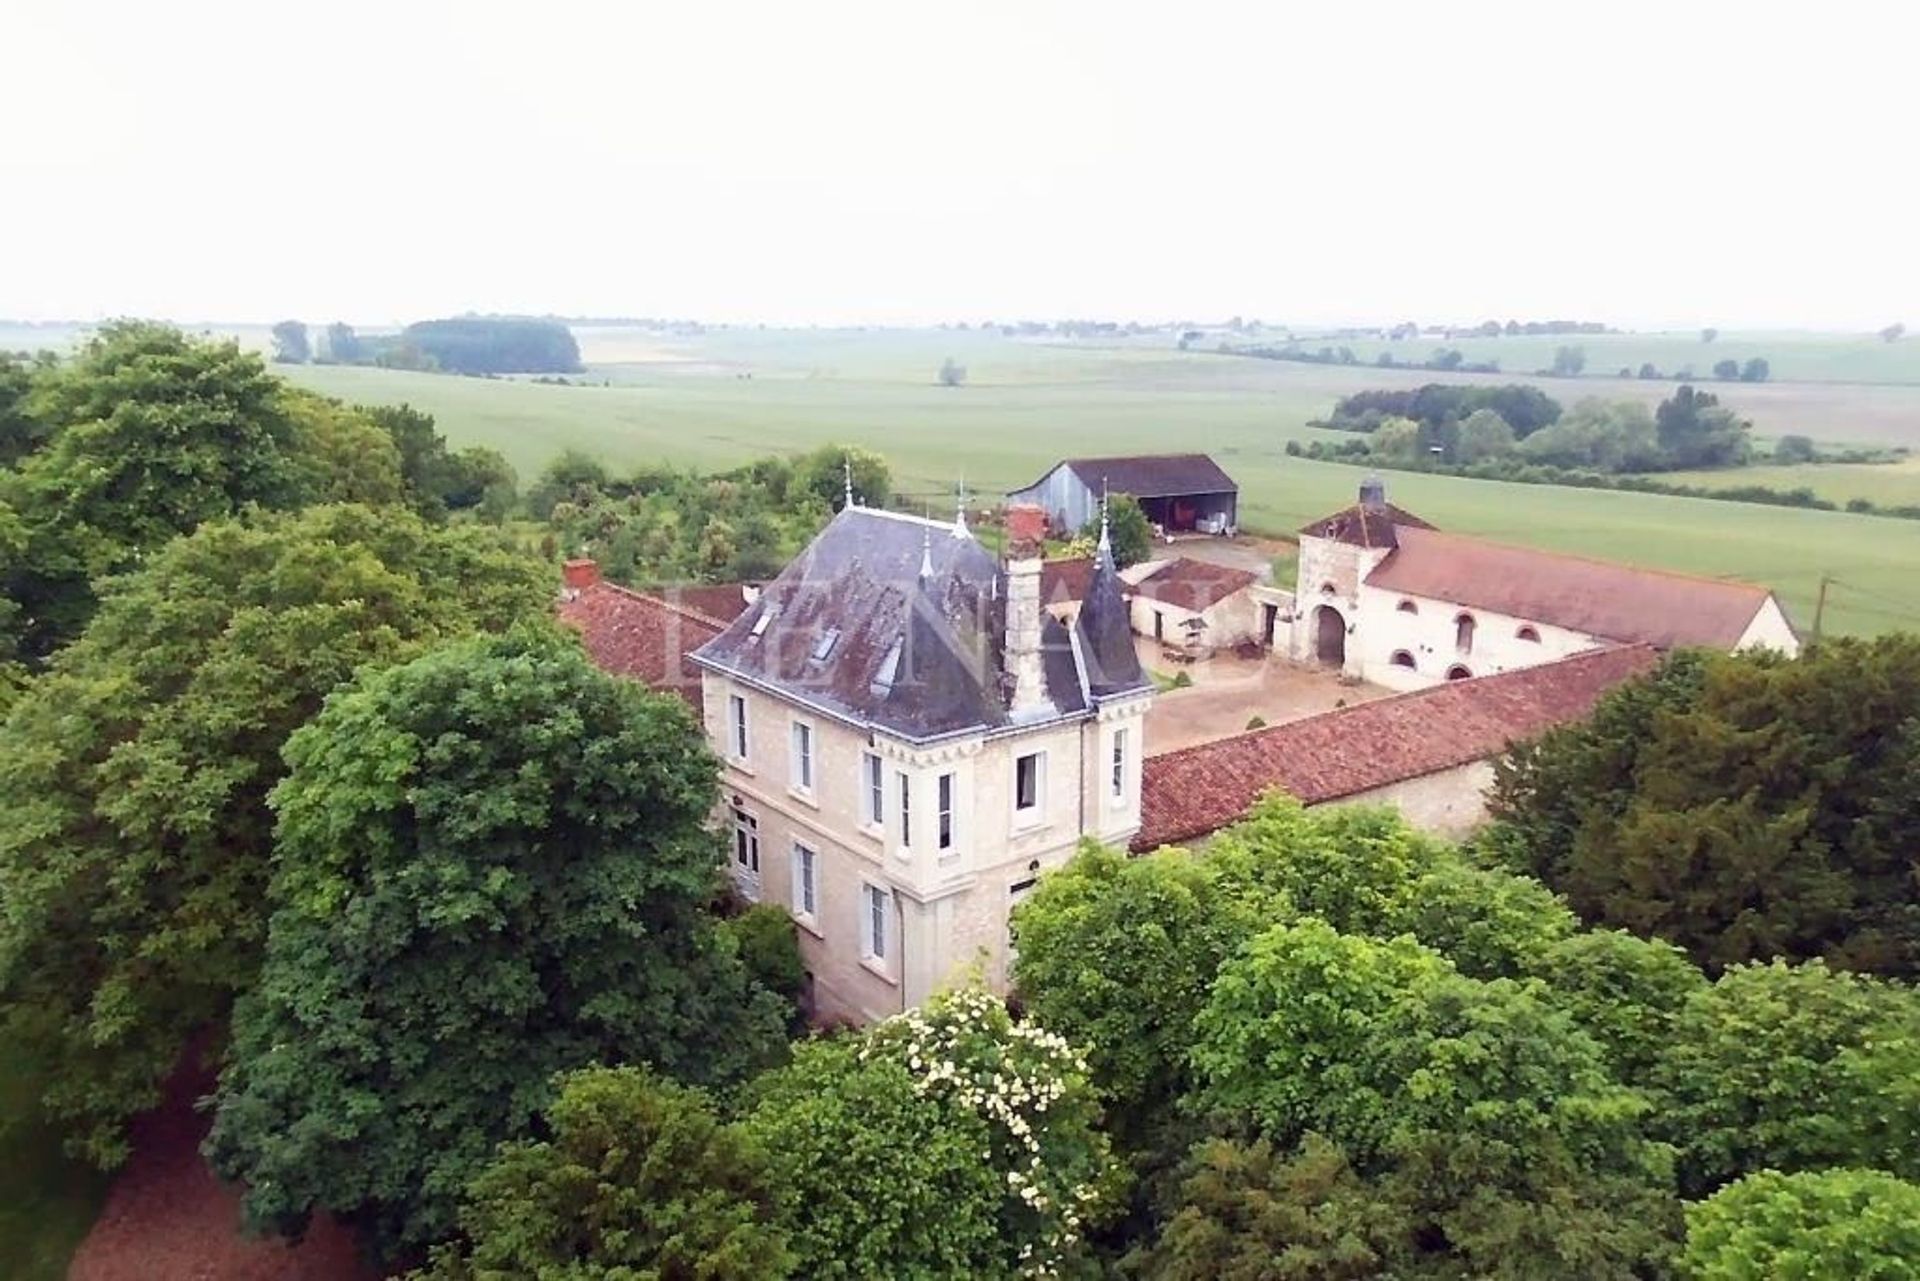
[{"x1": 280, "y1": 328, "x2": 1920, "y2": 638}]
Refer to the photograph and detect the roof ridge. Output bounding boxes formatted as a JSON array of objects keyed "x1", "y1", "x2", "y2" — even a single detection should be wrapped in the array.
[
  {"x1": 1144, "y1": 643, "x2": 1658, "y2": 771},
  {"x1": 1397, "y1": 526, "x2": 1773, "y2": 597},
  {"x1": 592, "y1": 580, "x2": 728, "y2": 630}
]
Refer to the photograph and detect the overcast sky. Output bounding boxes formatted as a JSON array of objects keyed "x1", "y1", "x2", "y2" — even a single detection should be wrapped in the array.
[{"x1": 6, "y1": 0, "x2": 1914, "y2": 330}]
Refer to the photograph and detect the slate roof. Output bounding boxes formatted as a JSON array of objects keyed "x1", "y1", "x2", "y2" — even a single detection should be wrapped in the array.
[
  {"x1": 1298, "y1": 500, "x2": 1437, "y2": 549},
  {"x1": 1368, "y1": 527, "x2": 1782, "y2": 649},
  {"x1": 1017, "y1": 453, "x2": 1238, "y2": 499},
  {"x1": 1040, "y1": 557, "x2": 1095, "y2": 607},
  {"x1": 1074, "y1": 540, "x2": 1150, "y2": 700},
  {"x1": 691, "y1": 507, "x2": 1148, "y2": 742},
  {"x1": 1133, "y1": 558, "x2": 1259, "y2": 612},
  {"x1": 1133, "y1": 644, "x2": 1661, "y2": 851},
  {"x1": 559, "y1": 581, "x2": 725, "y2": 708}
]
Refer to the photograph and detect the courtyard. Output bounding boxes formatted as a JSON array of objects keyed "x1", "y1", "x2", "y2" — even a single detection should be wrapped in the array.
[{"x1": 1138, "y1": 639, "x2": 1392, "y2": 756}]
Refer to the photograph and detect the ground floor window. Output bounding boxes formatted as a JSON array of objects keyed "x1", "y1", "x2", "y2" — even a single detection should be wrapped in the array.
[{"x1": 730, "y1": 805, "x2": 760, "y2": 896}]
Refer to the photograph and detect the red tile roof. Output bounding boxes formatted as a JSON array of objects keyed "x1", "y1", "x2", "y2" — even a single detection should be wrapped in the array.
[
  {"x1": 1367, "y1": 527, "x2": 1781, "y2": 649},
  {"x1": 1134, "y1": 644, "x2": 1661, "y2": 851},
  {"x1": 1133, "y1": 557, "x2": 1259, "y2": 612},
  {"x1": 1040, "y1": 557, "x2": 1095, "y2": 607},
  {"x1": 641, "y1": 582, "x2": 755, "y2": 625},
  {"x1": 558, "y1": 581, "x2": 724, "y2": 707},
  {"x1": 1299, "y1": 501, "x2": 1436, "y2": 549}
]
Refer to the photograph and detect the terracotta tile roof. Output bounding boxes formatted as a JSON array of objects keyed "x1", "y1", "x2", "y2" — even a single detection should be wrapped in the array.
[
  {"x1": 558, "y1": 581, "x2": 724, "y2": 708},
  {"x1": 1298, "y1": 501, "x2": 1436, "y2": 549},
  {"x1": 1133, "y1": 644, "x2": 1661, "y2": 851},
  {"x1": 1013, "y1": 453, "x2": 1238, "y2": 498},
  {"x1": 639, "y1": 582, "x2": 755, "y2": 625},
  {"x1": 1368, "y1": 527, "x2": 1782, "y2": 649},
  {"x1": 1133, "y1": 557, "x2": 1259, "y2": 611},
  {"x1": 1040, "y1": 557, "x2": 1095, "y2": 606}
]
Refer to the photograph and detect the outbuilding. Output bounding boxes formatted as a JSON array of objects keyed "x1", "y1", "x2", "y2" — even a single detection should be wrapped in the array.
[{"x1": 1006, "y1": 453, "x2": 1238, "y2": 537}]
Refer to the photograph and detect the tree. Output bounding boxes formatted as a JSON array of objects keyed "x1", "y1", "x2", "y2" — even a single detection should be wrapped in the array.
[
  {"x1": 1739, "y1": 356, "x2": 1771, "y2": 382},
  {"x1": 1701, "y1": 327, "x2": 1718, "y2": 343},
  {"x1": 1519, "y1": 398, "x2": 1659, "y2": 471},
  {"x1": 1881, "y1": 322, "x2": 1907, "y2": 344},
  {"x1": 1077, "y1": 492, "x2": 1152, "y2": 567},
  {"x1": 791, "y1": 443, "x2": 892, "y2": 512},
  {"x1": 1551, "y1": 345, "x2": 1586, "y2": 376},
  {"x1": 1637, "y1": 362, "x2": 1661, "y2": 380},
  {"x1": 280, "y1": 390, "x2": 407, "y2": 508},
  {"x1": 1712, "y1": 358, "x2": 1740, "y2": 380},
  {"x1": 1653, "y1": 384, "x2": 1751, "y2": 468},
  {"x1": 205, "y1": 626, "x2": 788, "y2": 1257},
  {"x1": 721, "y1": 903, "x2": 809, "y2": 1034},
  {"x1": 1774, "y1": 433, "x2": 1818, "y2": 462},
  {"x1": 414, "y1": 1066, "x2": 792, "y2": 1280},
  {"x1": 1455, "y1": 407, "x2": 1517, "y2": 464},
  {"x1": 0, "y1": 505, "x2": 554, "y2": 1167},
  {"x1": 1488, "y1": 638, "x2": 1920, "y2": 978},
  {"x1": 1536, "y1": 929, "x2": 1705, "y2": 1082},
  {"x1": 938, "y1": 356, "x2": 967, "y2": 387},
  {"x1": 270, "y1": 319, "x2": 310, "y2": 364},
  {"x1": 526, "y1": 448, "x2": 612, "y2": 521},
  {"x1": 399, "y1": 317, "x2": 583, "y2": 374},
  {"x1": 1652, "y1": 959, "x2": 1920, "y2": 1196},
  {"x1": 1369, "y1": 414, "x2": 1424, "y2": 462},
  {"x1": 744, "y1": 990, "x2": 1118, "y2": 1278},
  {"x1": 1681, "y1": 1169, "x2": 1920, "y2": 1280},
  {"x1": 323, "y1": 321, "x2": 363, "y2": 364}
]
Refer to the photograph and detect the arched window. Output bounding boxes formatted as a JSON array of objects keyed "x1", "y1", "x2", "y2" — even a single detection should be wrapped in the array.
[
  {"x1": 1396, "y1": 598, "x2": 1418, "y2": 614},
  {"x1": 1454, "y1": 612, "x2": 1476, "y2": 654},
  {"x1": 1446, "y1": 664, "x2": 1472, "y2": 681},
  {"x1": 1319, "y1": 582, "x2": 1337, "y2": 596},
  {"x1": 1516, "y1": 625, "x2": 1541, "y2": 643},
  {"x1": 1390, "y1": 650, "x2": 1416, "y2": 669}
]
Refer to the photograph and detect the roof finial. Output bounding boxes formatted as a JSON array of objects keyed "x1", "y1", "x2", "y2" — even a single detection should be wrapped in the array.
[
  {"x1": 953, "y1": 475, "x2": 970, "y2": 538},
  {"x1": 919, "y1": 522, "x2": 934, "y2": 580},
  {"x1": 843, "y1": 455, "x2": 855, "y2": 509},
  {"x1": 1098, "y1": 476, "x2": 1112, "y2": 557}
]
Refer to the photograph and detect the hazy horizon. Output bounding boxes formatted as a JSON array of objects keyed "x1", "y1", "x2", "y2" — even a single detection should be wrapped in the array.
[{"x1": 8, "y1": 1, "x2": 1914, "y2": 331}]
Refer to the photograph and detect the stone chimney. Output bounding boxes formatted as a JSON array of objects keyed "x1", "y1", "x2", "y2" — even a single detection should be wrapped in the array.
[
  {"x1": 1005, "y1": 531, "x2": 1047, "y2": 715},
  {"x1": 1359, "y1": 474, "x2": 1387, "y2": 511},
  {"x1": 562, "y1": 558, "x2": 601, "y2": 592},
  {"x1": 1005, "y1": 504, "x2": 1050, "y2": 545}
]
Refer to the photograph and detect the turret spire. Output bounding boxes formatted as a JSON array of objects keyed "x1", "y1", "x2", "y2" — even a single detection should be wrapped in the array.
[
  {"x1": 919, "y1": 523, "x2": 934, "y2": 580},
  {"x1": 843, "y1": 456, "x2": 855, "y2": 509},
  {"x1": 953, "y1": 476, "x2": 970, "y2": 538},
  {"x1": 1098, "y1": 476, "x2": 1112, "y2": 558}
]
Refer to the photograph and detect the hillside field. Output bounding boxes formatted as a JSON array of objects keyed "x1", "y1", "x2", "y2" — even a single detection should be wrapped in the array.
[{"x1": 279, "y1": 329, "x2": 1920, "y2": 638}]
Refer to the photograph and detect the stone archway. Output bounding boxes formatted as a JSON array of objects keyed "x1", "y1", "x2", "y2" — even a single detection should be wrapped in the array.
[{"x1": 1313, "y1": 604, "x2": 1346, "y2": 667}]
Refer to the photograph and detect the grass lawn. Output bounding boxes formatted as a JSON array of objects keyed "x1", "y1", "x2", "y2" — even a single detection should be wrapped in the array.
[
  {"x1": 0, "y1": 1034, "x2": 110, "y2": 1280},
  {"x1": 280, "y1": 332, "x2": 1920, "y2": 639}
]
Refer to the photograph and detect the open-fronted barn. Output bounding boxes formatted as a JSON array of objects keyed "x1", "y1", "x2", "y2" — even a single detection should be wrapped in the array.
[{"x1": 1006, "y1": 453, "x2": 1238, "y2": 536}]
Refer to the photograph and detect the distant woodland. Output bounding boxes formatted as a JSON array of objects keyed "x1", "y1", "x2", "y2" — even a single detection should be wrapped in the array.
[{"x1": 272, "y1": 315, "x2": 583, "y2": 375}]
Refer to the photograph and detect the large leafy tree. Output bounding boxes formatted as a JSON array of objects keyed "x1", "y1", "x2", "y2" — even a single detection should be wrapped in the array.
[
  {"x1": 415, "y1": 1066, "x2": 792, "y2": 1280},
  {"x1": 0, "y1": 504, "x2": 552, "y2": 1166},
  {"x1": 743, "y1": 989, "x2": 1119, "y2": 1279},
  {"x1": 206, "y1": 625, "x2": 787, "y2": 1257},
  {"x1": 1536, "y1": 928, "x2": 1706, "y2": 1082},
  {"x1": 1652, "y1": 959, "x2": 1920, "y2": 1196},
  {"x1": 1489, "y1": 639, "x2": 1920, "y2": 978},
  {"x1": 1189, "y1": 921, "x2": 1679, "y2": 1276},
  {"x1": 1680, "y1": 1169, "x2": 1920, "y2": 1280}
]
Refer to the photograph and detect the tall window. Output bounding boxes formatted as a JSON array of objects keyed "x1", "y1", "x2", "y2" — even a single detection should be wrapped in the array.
[
  {"x1": 730, "y1": 806, "x2": 759, "y2": 896},
  {"x1": 861, "y1": 751, "x2": 884, "y2": 827},
  {"x1": 1110, "y1": 729, "x2": 1128, "y2": 801},
  {"x1": 1455, "y1": 612, "x2": 1476, "y2": 654},
  {"x1": 897, "y1": 770, "x2": 913, "y2": 849},
  {"x1": 789, "y1": 720, "x2": 814, "y2": 792},
  {"x1": 791, "y1": 842, "x2": 818, "y2": 921},
  {"x1": 861, "y1": 882, "x2": 890, "y2": 963},
  {"x1": 1015, "y1": 752, "x2": 1044, "y2": 818},
  {"x1": 727, "y1": 694, "x2": 748, "y2": 759},
  {"x1": 937, "y1": 772, "x2": 955, "y2": 852}
]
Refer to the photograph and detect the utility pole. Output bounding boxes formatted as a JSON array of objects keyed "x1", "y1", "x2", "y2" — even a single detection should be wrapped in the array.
[{"x1": 1812, "y1": 574, "x2": 1831, "y2": 642}]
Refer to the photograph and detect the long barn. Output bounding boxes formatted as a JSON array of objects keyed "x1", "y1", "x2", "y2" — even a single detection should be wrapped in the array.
[{"x1": 1006, "y1": 453, "x2": 1238, "y2": 536}]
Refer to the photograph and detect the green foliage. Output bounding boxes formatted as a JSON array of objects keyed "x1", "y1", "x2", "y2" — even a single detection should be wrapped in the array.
[
  {"x1": 1128, "y1": 1135, "x2": 1413, "y2": 1280},
  {"x1": 1551, "y1": 344, "x2": 1586, "y2": 376},
  {"x1": 1391, "y1": 858, "x2": 1576, "y2": 980},
  {"x1": 1775, "y1": 432, "x2": 1818, "y2": 462},
  {"x1": 938, "y1": 356, "x2": 967, "y2": 387},
  {"x1": 1323, "y1": 383, "x2": 1563, "y2": 439},
  {"x1": 1713, "y1": 358, "x2": 1740, "y2": 380},
  {"x1": 1536, "y1": 928, "x2": 1706, "y2": 1081},
  {"x1": 1652, "y1": 959, "x2": 1920, "y2": 1196},
  {"x1": 0, "y1": 504, "x2": 552, "y2": 1167},
  {"x1": 1656, "y1": 384, "x2": 1752, "y2": 468},
  {"x1": 721, "y1": 903, "x2": 809, "y2": 1034},
  {"x1": 279, "y1": 390, "x2": 407, "y2": 507},
  {"x1": 205, "y1": 626, "x2": 787, "y2": 1257},
  {"x1": 270, "y1": 319, "x2": 310, "y2": 364},
  {"x1": 0, "y1": 1013, "x2": 110, "y2": 1281},
  {"x1": 745, "y1": 989, "x2": 1119, "y2": 1278},
  {"x1": 1454, "y1": 407, "x2": 1516, "y2": 463},
  {"x1": 1681, "y1": 1168, "x2": 1920, "y2": 1280},
  {"x1": 1519, "y1": 397, "x2": 1660, "y2": 471},
  {"x1": 399, "y1": 317, "x2": 583, "y2": 375},
  {"x1": 1204, "y1": 798, "x2": 1444, "y2": 939},
  {"x1": 414, "y1": 1066, "x2": 792, "y2": 1281},
  {"x1": 360, "y1": 402, "x2": 517, "y2": 520},
  {"x1": 1489, "y1": 638, "x2": 1920, "y2": 978},
  {"x1": 1079, "y1": 492, "x2": 1153, "y2": 568}
]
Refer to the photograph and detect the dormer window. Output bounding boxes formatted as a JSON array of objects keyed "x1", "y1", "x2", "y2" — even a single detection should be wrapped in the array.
[
  {"x1": 1516, "y1": 625, "x2": 1541, "y2": 643},
  {"x1": 750, "y1": 608, "x2": 775, "y2": 639},
  {"x1": 810, "y1": 628, "x2": 839, "y2": 662},
  {"x1": 869, "y1": 638, "x2": 903, "y2": 698}
]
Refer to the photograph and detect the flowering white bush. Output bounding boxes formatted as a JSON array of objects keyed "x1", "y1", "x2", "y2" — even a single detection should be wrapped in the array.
[{"x1": 864, "y1": 987, "x2": 1120, "y2": 1277}]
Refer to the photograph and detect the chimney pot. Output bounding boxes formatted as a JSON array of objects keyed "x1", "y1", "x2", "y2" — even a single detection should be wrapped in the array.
[
  {"x1": 562, "y1": 558, "x2": 601, "y2": 590},
  {"x1": 1006, "y1": 504, "x2": 1050, "y2": 546}
]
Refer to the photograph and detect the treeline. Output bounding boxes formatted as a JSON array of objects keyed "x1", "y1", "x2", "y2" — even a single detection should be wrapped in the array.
[
  {"x1": 1537, "y1": 343, "x2": 1773, "y2": 383},
  {"x1": 1227, "y1": 341, "x2": 1504, "y2": 373},
  {"x1": 272, "y1": 316, "x2": 583, "y2": 375},
  {"x1": 532, "y1": 443, "x2": 892, "y2": 584}
]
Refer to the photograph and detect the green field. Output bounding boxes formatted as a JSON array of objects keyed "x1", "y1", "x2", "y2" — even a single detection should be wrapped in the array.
[{"x1": 279, "y1": 330, "x2": 1920, "y2": 639}]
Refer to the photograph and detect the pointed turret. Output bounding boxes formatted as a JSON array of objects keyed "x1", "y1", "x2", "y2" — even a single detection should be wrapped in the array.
[{"x1": 1073, "y1": 515, "x2": 1149, "y2": 700}]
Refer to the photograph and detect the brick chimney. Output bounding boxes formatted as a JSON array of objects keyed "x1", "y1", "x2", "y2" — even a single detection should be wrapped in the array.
[
  {"x1": 1005, "y1": 504, "x2": 1049, "y2": 545},
  {"x1": 1005, "y1": 531, "x2": 1047, "y2": 715},
  {"x1": 562, "y1": 558, "x2": 601, "y2": 591}
]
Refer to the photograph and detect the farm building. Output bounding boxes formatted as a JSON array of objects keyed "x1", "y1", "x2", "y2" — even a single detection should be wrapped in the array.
[
  {"x1": 1128, "y1": 556, "x2": 1261, "y2": 651},
  {"x1": 1006, "y1": 453, "x2": 1238, "y2": 536},
  {"x1": 1291, "y1": 477, "x2": 1799, "y2": 688}
]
